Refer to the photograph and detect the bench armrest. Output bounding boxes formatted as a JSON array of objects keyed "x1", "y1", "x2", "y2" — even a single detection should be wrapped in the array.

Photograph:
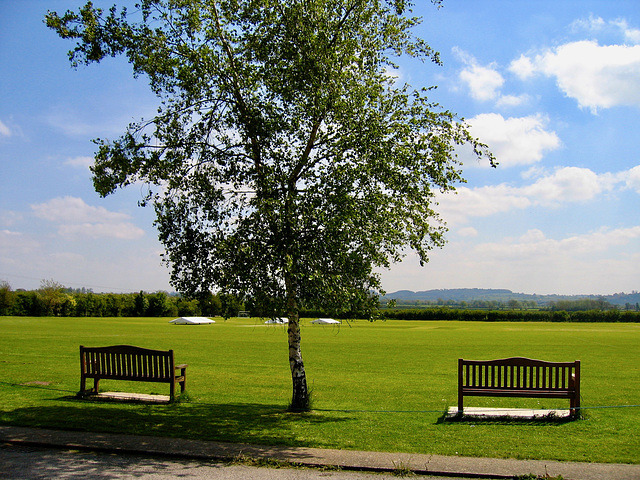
[{"x1": 175, "y1": 364, "x2": 188, "y2": 369}]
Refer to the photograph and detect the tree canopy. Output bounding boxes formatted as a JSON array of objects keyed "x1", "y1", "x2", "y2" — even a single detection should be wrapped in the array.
[{"x1": 47, "y1": 0, "x2": 493, "y2": 410}]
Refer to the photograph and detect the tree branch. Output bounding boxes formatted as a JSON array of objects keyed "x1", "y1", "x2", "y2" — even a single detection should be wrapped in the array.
[{"x1": 209, "y1": 0, "x2": 262, "y2": 171}]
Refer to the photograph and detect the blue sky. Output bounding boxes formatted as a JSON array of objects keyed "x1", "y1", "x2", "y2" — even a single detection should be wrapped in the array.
[{"x1": 1, "y1": 1, "x2": 639, "y2": 295}]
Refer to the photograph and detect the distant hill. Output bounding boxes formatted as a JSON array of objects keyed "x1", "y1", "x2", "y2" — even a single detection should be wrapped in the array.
[{"x1": 381, "y1": 288, "x2": 640, "y2": 307}]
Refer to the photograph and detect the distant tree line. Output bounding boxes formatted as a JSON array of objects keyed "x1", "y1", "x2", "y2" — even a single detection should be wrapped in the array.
[
  {"x1": 0, "y1": 279, "x2": 379, "y2": 320},
  {"x1": 385, "y1": 299, "x2": 540, "y2": 310},
  {"x1": 383, "y1": 297, "x2": 640, "y2": 312},
  {"x1": 1, "y1": 280, "x2": 638, "y2": 322},
  {"x1": 382, "y1": 307, "x2": 640, "y2": 323},
  {"x1": 0, "y1": 280, "x2": 244, "y2": 318}
]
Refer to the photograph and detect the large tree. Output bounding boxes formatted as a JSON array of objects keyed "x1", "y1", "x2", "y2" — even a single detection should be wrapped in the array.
[{"x1": 47, "y1": 0, "x2": 493, "y2": 410}]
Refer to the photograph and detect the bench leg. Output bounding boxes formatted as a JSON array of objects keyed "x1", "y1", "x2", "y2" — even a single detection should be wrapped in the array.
[
  {"x1": 78, "y1": 377, "x2": 99, "y2": 398},
  {"x1": 458, "y1": 392, "x2": 464, "y2": 415},
  {"x1": 180, "y1": 367, "x2": 186, "y2": 392},
  {"x1": 570, "y1": 396, "x2": 580, "y2": 418}
]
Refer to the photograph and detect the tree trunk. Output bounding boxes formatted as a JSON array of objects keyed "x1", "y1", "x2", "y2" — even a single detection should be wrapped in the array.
[
  {"x1": 285, "y1": 272, "x2": 309, "y2": 411},
  {"x1": 287, "y1": 313, "x2": 309, "y2": 411}
]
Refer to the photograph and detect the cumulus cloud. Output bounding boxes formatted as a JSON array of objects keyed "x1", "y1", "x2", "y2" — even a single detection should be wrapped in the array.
[
  {"x1": 511, "y1": 40, "x2": 640, "y2": 112},
  {"x1": 476, "y1": 226, "x2": 640, "y2": 260},
  {"x1": 437, "y1": 165, "x2": 639, "y2": 225},
  {"x1": 460, "y1": 64, "x2": 504, "y2": 102},
  {"x1": 436, "y1": 184, "x2": 531, "y2": 226},
  {"x1": 508, "y1": 54, "x2": 536, "y2": 80},
  {"x1": 31, "y1": 196, "x2": 145, "y2": 240},
  {"x1": 454, "y1": 48, "x2": 533, "y2": 109},
  {"x1": 453, "y1": 48, "x2": 504, "y2": 102},
  {"x1": 522, "y1": 166, "x2": 605, "y2": 205},
  {"x1": 466, "y1": 113, "x2": 561, "y2": 167},
  {"x1": 619, "y1": 21, "x2": 640, "y2": 44},
  {"x1": 623, "y1": 165, "x2": 640, "y2": 193}
]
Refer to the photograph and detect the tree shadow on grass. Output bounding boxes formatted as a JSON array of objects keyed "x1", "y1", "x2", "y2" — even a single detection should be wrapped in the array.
[{"x1": 0, "y1": 395, "x2": 353, "y2": 449}]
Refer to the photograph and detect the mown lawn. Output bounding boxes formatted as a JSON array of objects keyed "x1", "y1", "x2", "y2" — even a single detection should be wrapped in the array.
[{"x1": 0, "y1": 316, "x2": 638, "y2": 464}]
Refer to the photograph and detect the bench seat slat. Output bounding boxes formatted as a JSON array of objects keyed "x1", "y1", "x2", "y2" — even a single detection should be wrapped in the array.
[{"x1": 462, "y1": 388, "x2": 575, "y2": 398}]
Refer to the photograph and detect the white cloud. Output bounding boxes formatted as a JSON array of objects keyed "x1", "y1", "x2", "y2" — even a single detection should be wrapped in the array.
[
  {"x1": 381, "y1": 228, "x2": 640, "y2": 295},
  {"x1": 508, "y1": 54, "x2": 536, "y2": 80},
  {"x1": 437, "y1": 165, "x2": 638, "y2": 225},
  {"x1": 619, "y1": 21, "x2": 640, "y2": 44},
  {"x1": 570, "y1": 15, "x2": 606, "y2": 34},
  {"x1": 476, "y1": 226, "x2": 640, "y2": 259},
  {"x1": 466, "y1": 113, "x2": 561, "y2": 167},
  {"x1": 32, "y1": 196, "x2": 129, "y2": 223},
  {"x1": 31, "y1": 196, "x2": 145, "y2": 240},
  {"x1": 623, "y1": 165, "x2": 640, "y2": 193},
  {"x1": 495, "y1": 94, "x2": 530, "y2": 108},
  {"x1": 515, "y1": 40, "x2": 640, "y2": 112},
  {"x1": 64, "y1": 156, "x2": 94, "y2": 169},
  {"x1": 523, "y1": 166, "x2": 604, "y2": 205},
  {"x1": 0, "y1": 120, "x2": 12, "y2": 137},
  {"x1": 454, "y1": 48, "x2": 535, "y2": 109},
  {"x1": 1, "y1": 229, "x2": 25, "y2": 239},
  {"x1": 384, "y1": 67, "x2": 404, "y2": 84},
  {"x1": 459, "y1": 63, "x2": 504, "y2": 101},
  {"x1": 436, "y1": 184, "x2": 531, "y2": 225},
  {"x1": 453, "y1": 47, "x2": 504, "y2": 102},
  {"x1": 571, "y1": 15, "x2": 640, "y2": 44}
]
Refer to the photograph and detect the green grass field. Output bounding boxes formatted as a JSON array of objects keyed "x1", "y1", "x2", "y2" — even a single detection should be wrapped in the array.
[{"x1": 0, "y1": 316, "x2": 638, "y2": 464}]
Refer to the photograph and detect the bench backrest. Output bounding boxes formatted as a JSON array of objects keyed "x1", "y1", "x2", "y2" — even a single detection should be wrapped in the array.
[
  {"x1": 459, "y1": 357, "x2": 579, "y2": 391},
  {"x1": 80, "y1": 345, "x2": 175, "y2": 382}
]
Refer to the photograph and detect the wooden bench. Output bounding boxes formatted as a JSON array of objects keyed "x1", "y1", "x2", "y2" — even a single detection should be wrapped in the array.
[
  {"x1": 79, "y1": 345, "x2": 187, "y2": 401},
  {"x1": 458, "y1": 357, "x2": 580, "y2": 417}
]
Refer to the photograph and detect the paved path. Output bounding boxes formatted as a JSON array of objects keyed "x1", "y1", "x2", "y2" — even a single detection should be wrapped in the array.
[
  {"x1": 0, "y1": 443, "x2": 465, "y2": 480},
  {"x1": 1, "y1": 426, "x2": 639, "y2": 480}
]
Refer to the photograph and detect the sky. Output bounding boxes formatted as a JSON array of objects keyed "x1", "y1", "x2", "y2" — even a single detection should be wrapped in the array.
[{"x1": 1, "y1": 1, "x2": 639, "y2": 296}]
